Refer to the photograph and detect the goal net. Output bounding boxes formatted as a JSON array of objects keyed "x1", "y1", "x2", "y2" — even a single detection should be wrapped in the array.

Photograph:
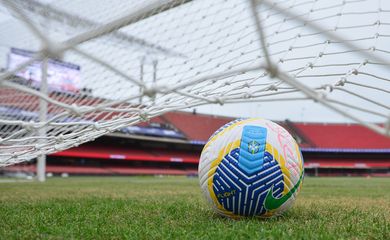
[{"x1": 0, "y1": 0, "x2": 389, "y2": 166}]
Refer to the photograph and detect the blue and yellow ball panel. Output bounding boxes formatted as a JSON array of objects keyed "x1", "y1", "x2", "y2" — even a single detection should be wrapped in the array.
[
  {"x1": 212, "y1": 125, "x2": 285, "y2": 216},
  {"x1": 238, "y1": 125, "x2": 267, "y2": 174}
]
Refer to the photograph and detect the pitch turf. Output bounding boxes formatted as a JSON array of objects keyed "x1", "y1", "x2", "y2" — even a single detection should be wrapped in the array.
[{"x1": 0, "y1": 176, "x2": 389, "y2": 239}]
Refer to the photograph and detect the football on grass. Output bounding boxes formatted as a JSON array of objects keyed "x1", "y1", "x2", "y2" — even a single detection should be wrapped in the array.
[{"x1": 198, "y1": 118, "x2": 304, "y2": 218}]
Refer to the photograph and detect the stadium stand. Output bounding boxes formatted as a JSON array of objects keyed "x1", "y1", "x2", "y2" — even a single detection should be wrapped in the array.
[
  {"x1": 2, "y1": 110, "x2": 390, "y2": 177},
  {"x1": 162, "y1": 112, "x2": 233, "y2": 142},
  {"x1": 296, "y1": 123, "x2": 390, "y2": 149},
  {"x1": 50, "y1": 144, "x2": 200, "y2": 163}
]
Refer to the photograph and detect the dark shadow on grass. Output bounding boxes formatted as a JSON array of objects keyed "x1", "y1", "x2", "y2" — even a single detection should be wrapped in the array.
[{"x1": 203, "y1": 207, "x2": 296, "y2": 222}]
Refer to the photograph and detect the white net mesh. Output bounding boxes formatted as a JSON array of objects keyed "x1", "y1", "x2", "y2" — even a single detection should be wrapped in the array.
[{"x1": 0, "y1": 0, "x2": 389, "y2": 166}]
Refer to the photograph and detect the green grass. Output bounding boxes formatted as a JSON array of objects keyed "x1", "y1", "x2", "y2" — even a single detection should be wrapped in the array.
[{"x1": 0, "y1": 176, "x2": 389, "y2": 239}]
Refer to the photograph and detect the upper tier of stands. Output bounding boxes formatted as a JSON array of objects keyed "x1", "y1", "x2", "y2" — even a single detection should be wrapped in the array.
[{"x1": 138, "y1": 111, "x2": 390, "y2": 150}]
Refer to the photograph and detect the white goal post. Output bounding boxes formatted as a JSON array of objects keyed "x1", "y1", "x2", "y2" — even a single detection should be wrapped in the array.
[{"x1": 0, "y1": 0, "x2": 389, "y2": 170}]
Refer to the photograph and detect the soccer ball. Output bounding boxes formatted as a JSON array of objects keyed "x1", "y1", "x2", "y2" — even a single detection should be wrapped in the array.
[{"x1": 198, "y1": 118, "x2": 304, "y2": 218}]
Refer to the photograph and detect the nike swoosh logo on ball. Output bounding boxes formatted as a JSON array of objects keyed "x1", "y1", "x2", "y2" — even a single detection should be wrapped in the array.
[{"x1": 264, "y1": 172, "x2": 304, "y2": 211}]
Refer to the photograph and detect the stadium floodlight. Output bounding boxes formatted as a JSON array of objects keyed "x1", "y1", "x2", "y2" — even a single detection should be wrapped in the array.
[{"x1": 0, "y1": 0, "x2": 389, "y2": 171}]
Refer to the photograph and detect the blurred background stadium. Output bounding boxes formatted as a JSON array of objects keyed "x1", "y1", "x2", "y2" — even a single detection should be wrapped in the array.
[{"x1": 2, "y1": 107, "x2": 389, "y2": 179}]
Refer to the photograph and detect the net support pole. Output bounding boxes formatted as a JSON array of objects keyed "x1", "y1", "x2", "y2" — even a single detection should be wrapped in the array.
[
  {"x1": 152, "y1": 59, "x2": 157, "y2": 104},
  {"x1": 139, "y1": 57, "x2": 144, "y2": 105},
  {"x1": 37, "y1": 58, "x2": 48, "y2": 182},
  {"x1": 153, "y1": 59, "x2": 157, "y2": 83}
]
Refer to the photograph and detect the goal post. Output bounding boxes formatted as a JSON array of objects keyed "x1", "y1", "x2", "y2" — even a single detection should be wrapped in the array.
[{"x1": 37, "y1": 58, "x2": 48, "y2": 182}]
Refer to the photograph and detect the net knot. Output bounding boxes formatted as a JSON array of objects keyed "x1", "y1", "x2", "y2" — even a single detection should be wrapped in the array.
[
  {"x1": 266, "y1": 66, "x2": 279, "y2": 78},
  {"x1": 214, "y1": 97, "x2": 225, "y2": 105},
  {"x1": 337, "y1": 77, "x2": 347, "y2": 86},
  {"x1": 243, "y1": 82, "x2": 250, "y2": 88},
  {"x1": 55, "y1": 134, "x2": 64, "y2": 142},
  {"x1": 70, "y1": 104, "x2": 82, "y2": 116},
  {"x1": 93, "y1": 123, "x2": 101, "y2": 130},
  {"x1": 323, "y1": 84, "x2": 334, "y2": 92},
  {"x1": 22, "y1": 121, "x2": 36, "y2": 131},
  {"x1": 139, "y1": 111, "x2": 149, "y2": 121},
  {"x1": 244, "y1": 92, "x2": 252, "y2": 99},
  {"x1": 143, "y1": 85, "x2": 159, "y2": 98},
  {"x1": 268, "y1": 85, "x2": 278, "y2": 91},
  {"x1": 41, "y1": 41, "x2": 66, "y2": 60}
]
